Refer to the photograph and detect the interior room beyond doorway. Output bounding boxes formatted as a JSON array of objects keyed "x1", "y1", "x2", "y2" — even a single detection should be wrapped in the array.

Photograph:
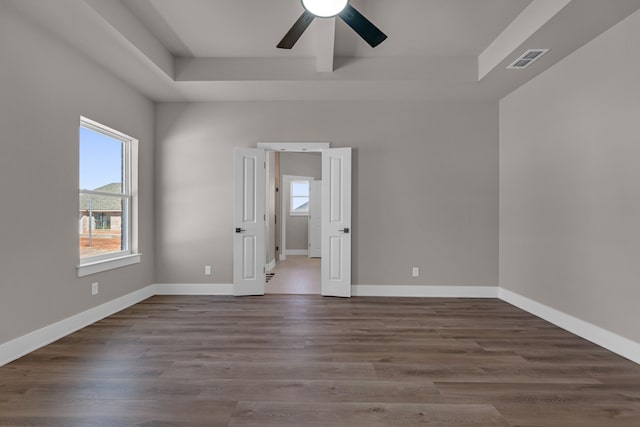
[{"x1": 266, "y1": 151, "x2": 321, "y2": 295}]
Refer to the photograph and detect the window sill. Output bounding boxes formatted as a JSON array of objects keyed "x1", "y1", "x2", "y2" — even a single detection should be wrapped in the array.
[
  {"x1": 77, "y1": 253, "x2": 141, "y2": 277},
  {"x1": 289, "y1": 212, "x2": 309, "y2": 217}
]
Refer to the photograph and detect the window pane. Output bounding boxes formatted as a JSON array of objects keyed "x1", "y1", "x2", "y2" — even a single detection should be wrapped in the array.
[
  {"x1": 291, "y1": 181, "x2": 309, "y2": 197},
  {"x1": 79, "y1": 193, "x2": 127, "y2": 258},
  {"x1": 292, "y1": 196, "x2": 309, "y2": 212},
  {"x1": 80, "y1": 126, "x2": 124, "y2": 193}
]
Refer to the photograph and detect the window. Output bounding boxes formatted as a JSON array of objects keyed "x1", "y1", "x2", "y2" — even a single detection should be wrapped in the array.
[
  {"x1": 93, "y1": 212, "x2": 111, "y2": 230},
  {"x1": 290, "y1": 180, "x2": 310, "y2": 215},
  {"x1": 78, "y1": 117, "x2": 140, "y2": 277}
]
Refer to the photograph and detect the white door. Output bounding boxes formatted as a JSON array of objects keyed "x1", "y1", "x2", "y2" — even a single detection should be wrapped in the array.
[
  {"x1": 308, "y1": 180, "x2": 322, "y2": 258},
  {"x1": 321, "y1": 148, "x2": 351, "y2": 297},
  {"x1": 233, "y1": 148, "x2": 266, "y2": 296}
]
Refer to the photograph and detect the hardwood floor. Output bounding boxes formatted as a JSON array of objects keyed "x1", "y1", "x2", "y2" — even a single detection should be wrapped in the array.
[{"x1": 1, "y1": 295, "x2": 639, "y2": 426}]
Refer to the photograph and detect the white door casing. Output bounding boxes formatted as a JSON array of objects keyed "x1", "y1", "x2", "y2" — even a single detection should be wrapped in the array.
[
  {"x1": 321, "y1": 148, "x2": 352, "y2": 297},
  {"x1": 308, "y1": 180, "x2": 322, "y2": 258},
  {"x1": 233, "y1": 148, "x2": 266, "y2": 296}
]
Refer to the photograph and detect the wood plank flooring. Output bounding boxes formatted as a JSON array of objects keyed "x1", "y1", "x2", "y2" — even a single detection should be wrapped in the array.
[{"x1": 1, "y1": 295, "x2": 639, "y2": 426}]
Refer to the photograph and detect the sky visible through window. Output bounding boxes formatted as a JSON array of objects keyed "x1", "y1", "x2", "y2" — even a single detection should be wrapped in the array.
[
  {"x1": 291, "y1": 181, "x2": 310, "y2": 211},
  {"x1": 80, "y1": 126, "x2": 123, "y2": 191}
]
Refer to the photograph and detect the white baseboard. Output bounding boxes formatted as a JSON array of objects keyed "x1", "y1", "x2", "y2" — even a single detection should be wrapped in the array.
[
  {"x1": 285, "y1": 249, "x2": 308, "y2": 256},
  {"x1": 0, "y1": 285, "x2": 155, "y2": 367},
  {"x1": 353, "y1": 285, "x2": 499, "y2": 298},
  {"x1": 279, "y1": 254, "x2": 286, "y2": 261},
  {"x1": 154, "y1": 283, "x2": 234, "y2": 295},
  {"x1": 266, "y1": 259, "x2": 276, "y2": 272},
  {"x1": 499, "y1": 288, "x2": 640, "y2": 365}
]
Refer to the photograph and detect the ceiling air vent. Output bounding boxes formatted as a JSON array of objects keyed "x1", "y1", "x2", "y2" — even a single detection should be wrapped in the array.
[{"x1": 507, "y1": 49, "x2": 549, "y2": 69}]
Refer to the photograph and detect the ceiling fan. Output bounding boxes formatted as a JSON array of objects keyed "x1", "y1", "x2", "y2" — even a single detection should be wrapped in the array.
[{"x1": 277, "y1": 0, "x2": 387, "y2": 49}]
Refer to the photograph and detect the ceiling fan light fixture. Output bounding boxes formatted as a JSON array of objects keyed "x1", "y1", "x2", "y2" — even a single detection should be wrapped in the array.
[
  {"x1": 301, "y1": 0, "x2": 348, "y2": 18},
  {"x1": 278, "y1": 0, "x2": 386, "y2": 49}
]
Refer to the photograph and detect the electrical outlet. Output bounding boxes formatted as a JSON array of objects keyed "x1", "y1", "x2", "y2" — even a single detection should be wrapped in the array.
[
  {"x1": 205, "y1": 265, "x2": 212, "y2": 275},
  {"x1": 412, "y1": 267, "x2": 419, "y2": 277},
  {"x1": 91, "y1": 282, "x2": 99, "y2": 295}
]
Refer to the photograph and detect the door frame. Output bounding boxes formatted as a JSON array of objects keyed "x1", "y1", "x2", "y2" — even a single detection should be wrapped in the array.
[
  {"x1": 259, "y1": 142, "x2": 330, "y2": 264},
  {"x1": 255, "y1": 142, "x2": 352, "y2": 297}
]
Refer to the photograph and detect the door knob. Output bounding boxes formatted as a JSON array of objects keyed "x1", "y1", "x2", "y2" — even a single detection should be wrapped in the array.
[
  {"x1": 339, "y1": 228, "x2": 350, "y2": 234},
  {"x1": 235, "y1": 228, "x2": 246, "y2": 233}
]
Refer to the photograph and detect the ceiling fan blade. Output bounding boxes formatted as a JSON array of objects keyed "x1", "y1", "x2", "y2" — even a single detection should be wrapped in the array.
[
  {"x1": 338, "y1": 4, "x2": 387, "y2": 48},
  {"x1": 277, "y1": 11, "x2": 315, "y2": 49}
]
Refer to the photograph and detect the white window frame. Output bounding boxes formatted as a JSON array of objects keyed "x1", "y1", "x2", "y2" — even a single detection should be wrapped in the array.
[
  {"x1": 290, "y1": 179, "x2": 311, "y2": 216},
  {"x1": 77, "y1": 116, "x2": 140, "y2": 277}
]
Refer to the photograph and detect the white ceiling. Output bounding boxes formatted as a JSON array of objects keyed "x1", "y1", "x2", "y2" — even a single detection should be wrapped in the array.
[
  {"x1": 121, "y1": 0, "x2": 532, "y2": 58},
  {"x1": 6, "y1": 0, "x2": 640, "y2": 102}
]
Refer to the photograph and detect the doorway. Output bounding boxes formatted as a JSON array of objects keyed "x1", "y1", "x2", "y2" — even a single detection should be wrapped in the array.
[
  {"x1": 233, "y1": 143, "x2": 351, "y2": 297},
  {"x1": 268, "y1": 153, "x2": 321, "y2": 295}
]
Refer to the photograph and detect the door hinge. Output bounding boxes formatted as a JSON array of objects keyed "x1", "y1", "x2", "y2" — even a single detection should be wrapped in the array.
[
  {"x1": 276, "y1": 246, "x2": 279, "y2": 251},
  {"x1": 276, "y1": 187, "x2": 279, "y2": 192}
]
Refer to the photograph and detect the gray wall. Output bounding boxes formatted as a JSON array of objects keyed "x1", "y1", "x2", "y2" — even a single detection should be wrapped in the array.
[
  {"x1": 280, "y1": 153, "x2": 321, "y2": 251},
  {"x1": 500, "y1": 10, "x2": 640, "y2": 342},
  {"x1": 156, "y1": 101, "x2": 498, "y2": 286},
  {"x1": 0, "y1": 5, "x2": 155, "y2": 345}
]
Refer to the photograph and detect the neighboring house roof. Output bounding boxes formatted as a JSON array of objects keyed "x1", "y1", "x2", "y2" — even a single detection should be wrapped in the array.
[
  {"x1": 80, "y1": 183, "x2": 123, "y2": 211},
  {"x1": 293, "y1": 201, "x2": 309, "y2": 211}
]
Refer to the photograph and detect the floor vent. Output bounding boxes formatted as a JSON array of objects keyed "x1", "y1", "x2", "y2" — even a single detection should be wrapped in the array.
[{"x1": 507, "y1": 49, "x2": 549, "y2": 69}]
